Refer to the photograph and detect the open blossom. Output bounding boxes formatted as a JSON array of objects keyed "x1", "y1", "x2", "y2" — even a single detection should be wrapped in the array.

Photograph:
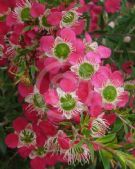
[
  {"x1": 92, "y1": 67, "x2": 129, "y2": 110},
  {"x1": 39, "y1": 28, "x2": 84, "y2": 63},
  {"x1": 5, "y1": 117, "x2": 36, "y2": 157},
  {"x1": 2, "y1": 0, "x2": 132, "y2": 167},
  {"x1": 25, "y1": 86, "x2": 47, "y2": 116}
]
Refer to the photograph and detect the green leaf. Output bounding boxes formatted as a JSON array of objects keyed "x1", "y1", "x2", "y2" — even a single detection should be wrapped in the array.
[
  {"x1": 113, "y1": 118, "x2": 123, "y2": 132},
  {"x1": 99, "y1": 150, "x2": 111, "y2": 169},
  {"x1": 96, "y1": 133, "x2": 116, "y2": 144},
  {"x1": 86, "y1": 142, "x2": 94, "y2": 162}
]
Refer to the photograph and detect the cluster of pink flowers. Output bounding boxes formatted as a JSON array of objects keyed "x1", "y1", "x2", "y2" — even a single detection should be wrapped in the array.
[{"x1": 0, "y1": 0, "x2": 131, "y2": 169}]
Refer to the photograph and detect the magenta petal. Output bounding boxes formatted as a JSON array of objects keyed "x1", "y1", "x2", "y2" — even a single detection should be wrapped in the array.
[
  {"x1": 18, "y1": 83, "x2": 33, "y2": 98},
  {"x1": 111, "y1": 71, "x2": 124, "y2": 87},
  {"x1": 85, "y1": 32, "x2": 92, "y2": 43},
  {"x1": 103, "y1": 113, "x2": 116, "y2": 126},
  {"x1": 75, "y1": 39, "x2": 85, "y2": 54},
  {"x1": 47, "y1": 12, "x2": 62, "y2": 26},
  {"x1": 5, "y1": 133, "x2": 18, "y2": 149},
  {"x1": 117, "y1": 91, "x2": 129, "y2": 107},
  {"x1": 60, "y1": 28, "x2": 76, "y2": 42},
  {"x1": 18, "y1": 146, "x2": 33, "y2": 158},
  {"x1": 13, "y1": 117, "x2": 28, "y2": 132},
  {"x1": 40, "y1": 36, "x2": 54, "y2": 52},
  {"x1": 90, "y1": 104, "x2": 102, "y2": 117},
  {"x1": 104, "y1": 103, "x2": 114, "y2": 110},
  {"x1": 30, "y1": 2, "x2": 45, "y2": 18},
  {"x1": 44, "y1": 89, "x2": 59, "y2": 105},
  {"x1": 60, "y1": 72, "x2": 78, "y2": 92},
  {"x1": 30, "y1": 157, "x2": 46, "y2": 169},
  {"x1": 69, "y1": 52, "x2": 82, "y2": 64}
]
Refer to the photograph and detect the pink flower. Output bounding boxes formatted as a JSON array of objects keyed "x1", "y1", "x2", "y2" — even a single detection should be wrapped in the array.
[
  {"x1": 105, "y1": 0, "x2": 121, "y2": 13},
  {"x1": 5, "y1": 117, "x2": 37, "y2": 154},
  {"x1": 92, "y1": 67, "x2": 129, "y2": 110},
  {"x1": 39, "y1": 28, "x2": 81, "y2": 63}
]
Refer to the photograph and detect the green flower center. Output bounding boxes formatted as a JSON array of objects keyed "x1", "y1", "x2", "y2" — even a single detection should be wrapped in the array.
[
  {"x1": 42, "y1": 16, "x2": 51, "y2": 27},
  {"x1": 60, "y1": 94, "x2": 76, "y2": 111},
  {"x1": 63, "y1": 11, "x2": 75, "y2": 24},
  {"x1": 20, "y1": 129, "x2": 35, "y2": 144},
  {"x1": 103, "y1": 85, "x2": 117, "y2": 102},
  {"x1": 54, "y1": 43, "x2": 70, "y2": 60},
  {"x1": 35, "y1": 147, "x2": 46, "y2": 156},
  {"x1": 21, "y1": 8, "x2": 30, "y2": 21},
  {"x1": 33, "y1": 93, "x2": 45, "y2": 109},
  {"x1": 79, "y1": 62, "x2": 94, "y2": 79}
]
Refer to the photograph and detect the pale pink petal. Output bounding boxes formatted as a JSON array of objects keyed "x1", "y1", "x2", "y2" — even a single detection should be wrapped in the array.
[
  {"x1": 97, "y1": 45, "x2": 111, "y2": 58},
  {"x1": 85, "y1": 51, "x2": 101, "y2": 64},
  {"x1": 44, "y1": 89, "x2": 59, "y2": 105}
]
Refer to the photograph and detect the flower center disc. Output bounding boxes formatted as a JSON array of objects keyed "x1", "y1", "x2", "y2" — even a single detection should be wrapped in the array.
[
  {"x1": 33, "y1": 93, "x2": 45, "y2": 108},
  {"x1": 54, "y1": 43, "x2": 70, "y2": 60},
  {"x1": 60, "y1": 94, "x2": 76, "y2": 111},
  {"x1": 103, "y1": 85, "x2": 117, "y2": 102},
  {"x1": 42, "y1": 16, "x2": 51, "y2": 27},
  {"x1": 36, "y1": 147, "x2": 46, "y2": 156},
  {"x1": 63, "y1": 11, "x2": 75, "y2": 24},
  {"x1": 21, "y1": 8, "x2": 30, "y2": 21},
  {"x1": 79, "y1": 62, "x2": 94, "y2": 79},
  {"x1": 20, "y1": 129, "x2": 35, "y2": 144}
]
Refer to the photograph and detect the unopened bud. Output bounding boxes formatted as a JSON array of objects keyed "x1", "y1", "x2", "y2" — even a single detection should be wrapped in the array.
[
  {"x1": 123, "y1": 36, "x2": 131, "y2": 43},
  {"x1": 108, "y1": 21, "x2": 115, "y2": 28}
]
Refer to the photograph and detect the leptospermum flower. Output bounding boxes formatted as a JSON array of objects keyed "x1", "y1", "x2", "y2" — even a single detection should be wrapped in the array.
[
  {"x1": 13, "y1": 0, "x2": 31, "y2": 23},
  {"x1": 60, "y1": 8, "x2": 81, "y2": 28},
  {"x1": 5, "y1": 117, "x2": 36, "y2": 149},
  {"x1": 55, "y1": 88, "x2": 85, "y2": 119},
  {"x1": 89, "y1": 114, "x2": 110, "y2": 138},
  {"x1": 25, "y1": 86, "x2": 47, "y2": 116},
  {"x1": 71, "y1": 52, "x2": 100, "y2": 80},
  {"x1": 63, "y1": 142, "x2": 91, "y2": 165},
  {"x1": 39, "y1": 9, "x2": 56, "y2": 32},
  {"x1": 84, "y1": 33, "x2": 111, "y2": 59},
  {"x1": 92, "y1": 67, "x2": 129, "y2": 110},
  {"x1": 40, "y1": 28, "x2": 81, "y2": 63}
]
